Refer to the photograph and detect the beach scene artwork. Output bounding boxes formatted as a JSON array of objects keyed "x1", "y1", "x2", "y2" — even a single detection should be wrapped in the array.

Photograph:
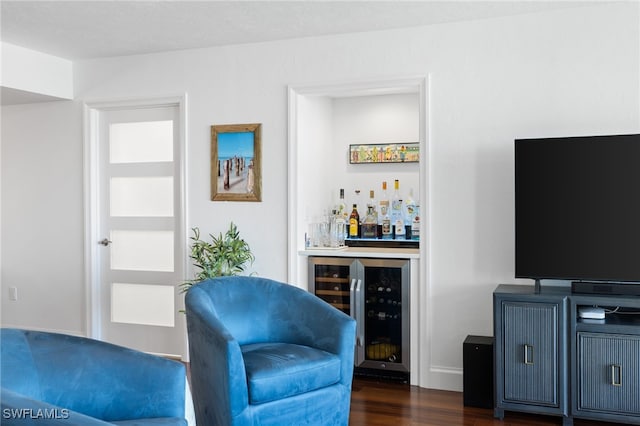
[
  {"x1": 217, "y1": 131, "x2": 255, "y2": 193},
  {"x1": 211, "y1": 123, "x2": 261, "y2": 202}
]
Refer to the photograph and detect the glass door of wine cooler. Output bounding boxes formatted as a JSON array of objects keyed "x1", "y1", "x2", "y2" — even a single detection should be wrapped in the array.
[
  {"x1": 308, "y1": 257, "x2": 356, "y2": 317},
  {"x1": 356, "y1": 258, "x2": 409, "y2": 374},
  {"x1": 308, "y1": 256, "x2": 410, "y2": 379}
]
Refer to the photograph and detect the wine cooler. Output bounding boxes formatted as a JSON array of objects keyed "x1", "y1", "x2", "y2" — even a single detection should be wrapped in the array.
[{"x1": 308, "y1": 256, "x2": 410, "y2": 380}]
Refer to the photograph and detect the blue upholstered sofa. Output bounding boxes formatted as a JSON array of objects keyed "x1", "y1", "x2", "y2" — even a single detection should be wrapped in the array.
[
  {"x1": 1, "y1": 328, "x2": 187, "y2": 425},
  {"x1": 185, "y1": 276, "x2": 357, "y2": 426}
]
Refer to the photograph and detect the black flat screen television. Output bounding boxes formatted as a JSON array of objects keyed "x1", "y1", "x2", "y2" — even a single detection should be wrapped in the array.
[{"x1": 515, "y1": 133, "x2": 640, "y2": 283}]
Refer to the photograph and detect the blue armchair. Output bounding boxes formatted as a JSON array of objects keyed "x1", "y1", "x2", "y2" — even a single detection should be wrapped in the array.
[
  {"x1": 0, "y1": 328, "x2": 187, "y2": 425},
  {"x1": 185, "y1": 276, "x2": 356, "y2": 426}
]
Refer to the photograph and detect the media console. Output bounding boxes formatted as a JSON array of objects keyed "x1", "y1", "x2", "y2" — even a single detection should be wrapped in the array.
[{"x1": 494, "y1": 284, "x2": 640, "y2": 425}]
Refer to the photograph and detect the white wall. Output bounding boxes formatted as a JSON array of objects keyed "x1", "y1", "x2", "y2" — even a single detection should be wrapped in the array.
[
  {"x1": 2, "y1": 3, "x2": 639, "y2": 390},
  {"x1": 297, "y1": 95, "x2": 335, "y2": 225},
  {"x1": 332, "y1": 93, "x2": 420, "y2": 211},
  {"x1": 1, "y1": 101, "x2": 84, "y2": 333},
  {"x1": 1, "y1": 42, "x2": 73, "y2": 100}
]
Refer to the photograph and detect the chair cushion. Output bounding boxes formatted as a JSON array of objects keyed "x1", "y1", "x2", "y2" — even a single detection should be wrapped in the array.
[{"x1": 241, "y1": 343, "x2": 341, "y2": 405}]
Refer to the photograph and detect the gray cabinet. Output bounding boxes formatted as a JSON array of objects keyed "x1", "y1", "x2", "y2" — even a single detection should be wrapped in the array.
[
  {"x1": 577, "y1": 333, "x2": 640, "y2": 416},
  {"x1": 494, "y1": 285, "x2": 569, "y2": 424},
  {"x1": 571, "y1": 294, "x2": 640, "y2": 424},
  {"x1": 503, "y1": 302, "x2": 559, "y2": 405},
  {"x1": 496, "y1": 285, "x2": 640, "y2": 425}
]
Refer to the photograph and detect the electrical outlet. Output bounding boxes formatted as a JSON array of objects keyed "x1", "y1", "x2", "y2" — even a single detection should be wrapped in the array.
[{"x1": 9, "y1": 287, "x2": 18, "y2": 301}]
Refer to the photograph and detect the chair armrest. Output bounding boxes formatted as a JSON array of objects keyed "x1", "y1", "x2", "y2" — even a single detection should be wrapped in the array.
[
  {"x1": 92, "y1": 345, "x2": 187, "y2": 421},
  {"x1": 27, "y1": 333, "x2": 185, "y2": 422},
  {"x1": 185, "y1": 286, "x2": 249, "y2": 423}
]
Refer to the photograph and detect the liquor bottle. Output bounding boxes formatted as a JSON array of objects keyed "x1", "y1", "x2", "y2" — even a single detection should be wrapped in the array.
[
  {"x1": 411, "y1": 203, "x2": 420, "y2": 241},
  {"x1": 330, "y1": 209, "x2": 346, "y2": 248},
  {"x1": 335, "y1": 188, "x2": 347, "y2": 220},
  {"x1": 391, "y1": 179, "x2": 402, "y2": 208},
  {"x1": 404, "y1": 188, "x2": 415, "y2": 217},
  {"x1": 391, "y1": 179, "x2": 402, "y2": 216},
  {"x1": 378, "y1": 181, "x2": 389, "y2": 226},
  {"x1": 367, "y1": 190, "x2": 378, "y2": 224},
  {"x1": 348, "y1": 204, "x2": 360, "y2": 238},
  {"x1": 361, "y1": 205, "x2": 378, "y2": 238},
  {"x1": 391, "y1": 179, "x2": 405, "y2": 239},
  {"x1": 381, "y1": 211, "x2": 393, "y2": 240},
  {"x1": 353, "y1": 189, "x2": 362, "y2": 223},
  {"x1": 404, "y1": 188, "x2": 417, "y2": 239},
  {"x1": 394, "y1": 214, "x2": 406, "y2": 239},
  {"x1": 331, "y1": 189, "x2": 347, "y2": 245}
]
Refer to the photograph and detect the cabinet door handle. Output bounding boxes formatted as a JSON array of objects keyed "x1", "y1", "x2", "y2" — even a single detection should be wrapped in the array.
[
  {"x1": 355, "y1": 279, "x2": 364, "y2": 346},
  {"x1": 611, "y1": 364, "x2": 623, "y2": 387},
  {"x1": 523, "y1": 344, "x2": 534, "y2": 365}
]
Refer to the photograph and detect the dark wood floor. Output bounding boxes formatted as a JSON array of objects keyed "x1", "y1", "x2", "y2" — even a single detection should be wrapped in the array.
[
  {"x1": 185, "y1": 364, "x2": 619, "y2": 425},
  {"x1": 349, "y1": 377, "x2": 619, "y2": 426}
]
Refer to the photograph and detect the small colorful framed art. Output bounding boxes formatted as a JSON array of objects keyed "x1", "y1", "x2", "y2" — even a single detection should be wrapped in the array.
[{"x1": 349, "y1": 143, "x2": 419, "y2": 164}]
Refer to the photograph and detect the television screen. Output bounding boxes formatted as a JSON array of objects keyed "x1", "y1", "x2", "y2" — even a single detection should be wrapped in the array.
[{"x1": 515, "y1": 134, "x2": 640, "y2": 282}]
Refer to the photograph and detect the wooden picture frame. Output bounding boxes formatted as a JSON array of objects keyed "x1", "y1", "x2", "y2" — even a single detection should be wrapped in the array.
[
  {"x1": 211, "y1": 123, "x2": 262, "y2": 202},
  {"x1": 349, "y1": 142, "x2": 419, "y2": 164}
]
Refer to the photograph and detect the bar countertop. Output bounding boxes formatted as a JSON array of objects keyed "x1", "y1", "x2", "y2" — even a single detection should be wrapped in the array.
[{"x1": 299, "y1": 246, "x2": 419, "y2": 259}]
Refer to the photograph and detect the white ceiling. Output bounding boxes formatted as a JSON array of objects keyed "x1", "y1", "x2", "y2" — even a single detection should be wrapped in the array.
[{"x1": 1, "y1": 1, "x2": 595, "y2": 61}]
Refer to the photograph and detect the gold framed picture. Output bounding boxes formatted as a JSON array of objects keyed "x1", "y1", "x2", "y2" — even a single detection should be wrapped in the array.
[{"x1": 211, "y1": 123, "x2": 262, "y2": 202}]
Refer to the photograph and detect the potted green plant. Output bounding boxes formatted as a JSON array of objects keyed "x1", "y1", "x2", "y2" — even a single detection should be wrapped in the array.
[{"x1": 180, "y1": 222, "x2": 255, "y2": 293}]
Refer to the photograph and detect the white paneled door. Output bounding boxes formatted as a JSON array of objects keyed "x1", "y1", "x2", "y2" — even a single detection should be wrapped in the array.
[{"x1": 85, "y1": 99, "x2": 186, "y2": 358}]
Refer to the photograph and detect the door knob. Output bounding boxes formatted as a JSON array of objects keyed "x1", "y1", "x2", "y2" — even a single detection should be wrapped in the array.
[{"x1": 99, "y1": 238, "x2": 112, "y2": 246}]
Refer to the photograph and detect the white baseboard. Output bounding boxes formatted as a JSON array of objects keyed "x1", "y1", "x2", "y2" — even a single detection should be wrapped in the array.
[{"x1": 422, "y1": 366, "x2": 463, "y2": 392}]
